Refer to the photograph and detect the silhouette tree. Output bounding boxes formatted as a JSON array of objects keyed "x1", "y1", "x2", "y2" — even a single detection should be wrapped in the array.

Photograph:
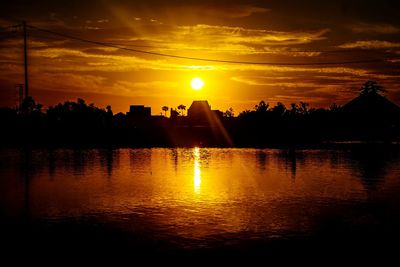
[
  {"x1": 329, "y1": 103, "x2": 341, "y2": 112},
  {"x1": 106, "y1": 105, "x2": 113, "y2": 126},
  {"x1": 177, "y1": 104, "x2": 186, "y2": 116},
  {"x1": 1, "y1": 78, "x2": 399, "y2": 148},
  {"x1": 290, "y1": 103, "x2": 299, "y2": 115},
  {"x1": 272, "y1": 102, "x2": 286, "y2": 116},
  {"x1": 106, "y1": 105, "x2": 113, "y2": 116},
  {"x1": 170, "y1": 108, "x2": 179, "y2": 119},
  {"x1": 299, "y1": 102, "x2": 309, "y2": 115},
  {"x1": 77, "y1": 98, "x2": 86, "y2": 105},
  {"x1": 20, "y1": 96, "x2": 42, "y2": 114},
  {"x1": 255, "y1": 100, "x2": 269, "y2": 113},
  {"x1": 238, "y1": 109, "x2": 251, "y2": 117},
  {"x1": 224, "y1": 107, "x2": 234, "y2": 117},
  {"x1": 360, "y1": 80, "x2": 386, "y2": 95},
  {"x1": 162, "y1": 106, "x2": 169, "y2": 117}
]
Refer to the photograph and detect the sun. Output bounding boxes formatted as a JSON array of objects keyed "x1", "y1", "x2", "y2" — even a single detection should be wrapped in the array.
[{"x1": 190, "y1": 77, "x2": 204, "y2": 90}]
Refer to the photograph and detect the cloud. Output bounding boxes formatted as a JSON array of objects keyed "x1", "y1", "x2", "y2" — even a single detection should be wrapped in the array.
[
  {"x1": 231, "y1": 76, "x2": 321, "y2": 87},
  {"x1": 29, "y1": 71, "x2": 179, "y2": 98},
  {"x1": 229, "y1": 75, "x2": 350, "y2": 107},
  {"x1": 32, "y1": 73, "x2": 107, "y2": 93},
  {"x1": 338, "y1": 40, "x2": 400, "y2": 49},
  {"x1": 84, "y1": 26, "x2": 102, "y2": 30},
  {"x1": 107, "y1": 24, "x2": 330, "y2": 57},
  {"x1": 106, "y1": 23, "x2": 330, "y2": 55},
  {"x1": 228, "y1": 69, "x2": 384, "y2": 106},
  {"x1": 349, "y1": 23, "x2": 400, "y2": 34},
  {"x1": 28, "y1": 44, "x2": 375, "y2": 76},
  {"x1": 115, "y1": 80, "x2": 180, "y2": 97},
  {"x1": 1, "y1": 1, "x2": 400, "y2": 113},
  {"x1": 172, "y1": 25, "x2": 330, "y2": 47},
  {"x1": 27, "y1": 18, "x2": 331, "y2": 59},
  {"x1": 198, "y1": 5, "x2": 270, "y2": 18},
  {"x1": 29, "y1": 47, "x2": 216, "y2": 72}
]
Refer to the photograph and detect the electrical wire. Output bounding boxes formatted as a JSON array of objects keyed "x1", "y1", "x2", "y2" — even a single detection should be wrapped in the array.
[
  {"x1": 27, "y1": 24, "x2": 397, "y2": 66},
  {"x1": 27, "y1": 29, "x2": 398, "y2": 54},
  {"x1": 0, "y1": 24, "x2": 21, "y2": 31}
]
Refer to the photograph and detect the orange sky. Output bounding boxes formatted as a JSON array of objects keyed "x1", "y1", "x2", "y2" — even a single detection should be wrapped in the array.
[{"x1": 1, "y1": 0, "x2": 400, "y2": 114}]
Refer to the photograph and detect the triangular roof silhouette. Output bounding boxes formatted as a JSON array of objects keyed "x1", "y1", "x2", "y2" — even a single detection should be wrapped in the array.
[{"x1": 342, "y1": 92, "x2": 400, "y2": 117}]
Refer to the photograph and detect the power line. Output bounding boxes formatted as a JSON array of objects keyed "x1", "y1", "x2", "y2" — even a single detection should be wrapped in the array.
[
  {"x1": 27, "y1": 24, "x2": 399, "y2": 66},
  {"x1": 26, "y1": 25, "x2": 397, "y2": 54},
  {"x1": 27, "y1": 29, "x2": 398, "y2": 54},
  {"x1": 27, "y1": 28, "x2": 395, "y2": 53},
  {"x1": 0, "y1": 24, "x2": 21, "y2": 31},
  {"x1": 29, "y1": 30, "x2": 164, "y2": 49}
]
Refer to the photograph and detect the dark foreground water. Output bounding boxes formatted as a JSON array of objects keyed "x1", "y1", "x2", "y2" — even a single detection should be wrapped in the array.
[{"x1": 1, "y1": 147, "x2": 400, "y2": 261}]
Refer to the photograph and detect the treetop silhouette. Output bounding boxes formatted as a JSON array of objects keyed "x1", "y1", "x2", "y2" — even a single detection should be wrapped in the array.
[{"x1": 360, "y1": 80, "x2": 387, "y2": 95}]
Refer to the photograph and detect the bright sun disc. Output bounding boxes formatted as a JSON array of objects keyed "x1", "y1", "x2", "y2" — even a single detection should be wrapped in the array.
[{"x1": 190, "y1": 77, "x2": 204, "y2": 90}]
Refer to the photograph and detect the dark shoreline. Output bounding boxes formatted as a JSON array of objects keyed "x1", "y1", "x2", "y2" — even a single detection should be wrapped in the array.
[{"x1": 1, "y1": 141, "x2": 400, "y2": 150}]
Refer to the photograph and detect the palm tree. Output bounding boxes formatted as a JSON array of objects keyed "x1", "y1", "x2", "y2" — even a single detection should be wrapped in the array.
[
  {"x1": 162, "y1": 106, "x2": 169, "y2": 116},
  {"x1": 177, "y1": 104, "x2": 186, "y2": 116},
  {"x1": 224, "y1": 107, "x2": 234, "y2": 117}
]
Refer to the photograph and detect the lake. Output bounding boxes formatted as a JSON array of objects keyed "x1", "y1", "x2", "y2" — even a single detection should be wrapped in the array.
[{"x1": 1, "y1": 147, "x2": 400, "y2": 260}]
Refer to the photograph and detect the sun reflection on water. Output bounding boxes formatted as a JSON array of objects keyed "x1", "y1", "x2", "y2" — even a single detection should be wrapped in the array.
[
  {"x1": 2, "y1": 148, "x2": 399, "y2": 243},
  {"x1": 193, "y1": 147, "x2": 201, "y2": 194}
]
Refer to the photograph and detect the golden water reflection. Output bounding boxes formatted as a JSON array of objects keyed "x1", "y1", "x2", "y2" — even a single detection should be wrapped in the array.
[
  {"x1": 1, "y1": 148, "x2": 400, "y2": 244},
  {"x1": 193, "y1": 147, "x2": 201, "y2": 194}
]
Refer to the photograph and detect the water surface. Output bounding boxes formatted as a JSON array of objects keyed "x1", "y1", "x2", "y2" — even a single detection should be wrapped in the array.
[{"x1": 1, "y1": 147, "x2": 400, "y2": 255}]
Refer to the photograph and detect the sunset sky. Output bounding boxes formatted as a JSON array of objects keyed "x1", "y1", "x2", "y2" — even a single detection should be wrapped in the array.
[{"x1": 1, "y1": 0, "x2": 400, "y2": 114}]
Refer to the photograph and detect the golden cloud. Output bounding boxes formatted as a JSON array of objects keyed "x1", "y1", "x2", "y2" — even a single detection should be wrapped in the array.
[
  {"x1": 172, "y1": 25, "x2": 330, "y2": 47},
  {"x1": 338, "y1": 40, "x2": 400, "y2": 49},
  {"x1": 231, "y1": 76, "x2": 321, "y2": 87},
  {"x1": 107, "y1": 24, "x2": 330, "y2": 55}
]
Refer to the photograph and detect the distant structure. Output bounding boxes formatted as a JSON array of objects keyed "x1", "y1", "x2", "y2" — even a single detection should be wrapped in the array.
[
  {"x1": 128, "y1": 105, "x2": 151, "y2": 118},
  {"x1": 339, "y1": 81, "x2": 400, "y2": 139},
  {"x1": 188, "y1": 100, "x2": 223, "y2": 126},
  {"x1": 188, "y1": 100, "x2": 210, "y2": 122},
  {"x1": 342, "y1": 80, "x2": 400, "y2": 120},
  {"x1": 342, "y1": 90, "x2": 400, "y2": 116}
]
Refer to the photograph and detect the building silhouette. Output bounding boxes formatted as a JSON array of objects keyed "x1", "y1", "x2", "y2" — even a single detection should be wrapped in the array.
[
  {"x1": 187, "y1": 100, "x2": 223, "y2": 126},
  {"x1": 128, "y1": 105, "x2": 151, "y2": 118},
  {"x1": 339, "y1": 90, "x2": 400, "y2": 140}
]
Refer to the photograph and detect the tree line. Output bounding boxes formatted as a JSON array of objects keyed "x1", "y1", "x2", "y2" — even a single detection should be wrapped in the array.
[{"x1": 0, "y1": 80, "x2": 399, "y2": 147}]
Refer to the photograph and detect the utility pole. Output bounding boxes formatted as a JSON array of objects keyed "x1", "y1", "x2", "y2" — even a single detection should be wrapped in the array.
[
  {"x1": 23, "y1": 21, "x2": 29, "y2": 98},
  {"x1": 15, "y1": 84, "x2": 24, "y2": 110}
]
